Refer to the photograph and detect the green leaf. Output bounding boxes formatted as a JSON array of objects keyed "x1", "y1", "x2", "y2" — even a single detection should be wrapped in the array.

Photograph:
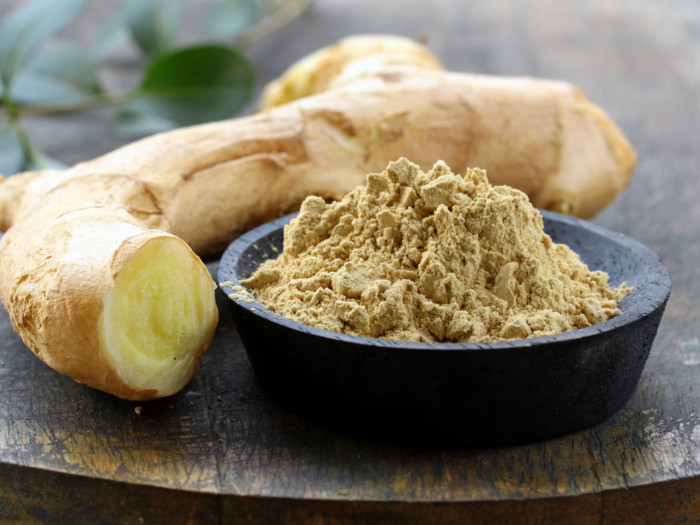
[
  {"x1": 0, "y1": 0, "x2": 91, "y2": 88},
  {"x1": 132, "y1": 44, "x2": 255, "y2": 128},
  {"x1": 207, "y1": 0, "x2": 260, "y2": 38},
  {"x1": 12, "y1": 41, "x2": 104, "y2": 104},
  {"x1": 0, "y1": 124, "x2": 25, "y2": 175},
  {"x1": 124, "y1": 0, "x2": 185, "y2": 57},
  {"x1": 90, "y1": 7, "x2": 130, "y2": 60},
  {"x1": 259, "y1": 0, "x2": 290, "y2": 10},
  {"x1": 112, "y1": 99, "x2": 179, "y2": 139},
  {"x1": 0, "y1": 121, "x2": 67, "y2": 173}
]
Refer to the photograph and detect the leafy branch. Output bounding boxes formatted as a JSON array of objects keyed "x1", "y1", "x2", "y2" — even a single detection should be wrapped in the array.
[{"x1": 0, "y1": 0, "x2": 311, "y2": 175}]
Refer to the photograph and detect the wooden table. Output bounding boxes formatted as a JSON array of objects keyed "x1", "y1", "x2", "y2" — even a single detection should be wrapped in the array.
[{"x1": 2, "y1": 0, "x2": 699, "y2": 523}]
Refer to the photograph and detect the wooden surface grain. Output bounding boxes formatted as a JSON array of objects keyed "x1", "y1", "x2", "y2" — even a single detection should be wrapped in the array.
[{"x1": 1, "y1": 0, "x2": 700, "y2": 523}]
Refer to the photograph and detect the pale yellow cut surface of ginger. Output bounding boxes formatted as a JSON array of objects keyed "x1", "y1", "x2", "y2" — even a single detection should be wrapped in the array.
[{"x1": 0, "y1": 34, "x2": 636, "y2": 400}]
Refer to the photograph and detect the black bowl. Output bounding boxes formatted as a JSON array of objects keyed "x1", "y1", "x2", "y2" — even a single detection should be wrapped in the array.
[{"x1": 218, "y1": 211, "x2": 671, "y2": 446}]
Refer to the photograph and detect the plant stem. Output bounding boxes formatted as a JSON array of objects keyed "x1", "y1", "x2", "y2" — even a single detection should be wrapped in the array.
[
  {"x1": 3, "y1": 91, "x2": 136, "y2": 118},
  {"x1": 233, "y1": 0, "x2": 314, "y2": 49},
  {"x1": 1, "y1": 80, "x2": 18, "y2": 119},
  {"x1": 2, "y1": 82, "x2": 40, "y2": 167},
  {"x1": 10, "y1": 119, "x2": 41, "y2": 168}
]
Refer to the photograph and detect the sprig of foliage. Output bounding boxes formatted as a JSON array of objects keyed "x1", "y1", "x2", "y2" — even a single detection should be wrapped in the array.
[{"x1": 0, "y1": 0, "x2": 296, "y2": 175}]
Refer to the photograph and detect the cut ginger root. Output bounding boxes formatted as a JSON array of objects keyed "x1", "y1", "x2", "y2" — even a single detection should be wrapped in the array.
[
  {"x1": 0, "y1": 173, "x2": 218, "y2": 400},
  {"x1": 99, "y1": 236, "x2": 217, "y2": 398},
  {"x1": 0, "y1": 34, "x2": 636, "y2": 400}
]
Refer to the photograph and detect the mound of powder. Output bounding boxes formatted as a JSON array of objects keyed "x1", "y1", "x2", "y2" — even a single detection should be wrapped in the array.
[{"x1": 242, "y1": 158, "x2": 629, "y2": 342}]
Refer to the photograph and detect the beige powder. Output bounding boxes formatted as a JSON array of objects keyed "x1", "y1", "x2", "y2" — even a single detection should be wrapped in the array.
[{"x1": 242, "y1": 158, "x2": 629, "y2": 342}]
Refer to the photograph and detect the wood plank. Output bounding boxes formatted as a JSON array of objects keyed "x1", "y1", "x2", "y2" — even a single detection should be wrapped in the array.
[
  {"x1": 0, "y1": 464, "x2": 219, "y2": 525},
  {"x1": 4, "y1": 462, "x2": 699, "y2": 524}
]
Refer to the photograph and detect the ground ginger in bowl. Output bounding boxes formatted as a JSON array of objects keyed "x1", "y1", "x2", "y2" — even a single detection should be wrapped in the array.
[{"x1": 241, "y1": 157, "x2": 629, "y2": 343}]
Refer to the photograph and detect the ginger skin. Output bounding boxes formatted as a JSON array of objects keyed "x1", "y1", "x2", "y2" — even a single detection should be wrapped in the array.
[{"x1": 0, "y1": 35, "x2": 636, "y2": 400}]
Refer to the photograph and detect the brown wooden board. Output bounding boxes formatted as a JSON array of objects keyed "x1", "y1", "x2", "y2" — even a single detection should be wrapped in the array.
[{"x1": 2, "y1": 0, "x2": 700, "y2": 523}]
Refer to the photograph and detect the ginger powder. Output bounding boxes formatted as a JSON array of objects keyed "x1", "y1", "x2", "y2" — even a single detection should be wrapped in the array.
[{"x1": 242, "y1": 158, "x2": 629, "y2": 342}]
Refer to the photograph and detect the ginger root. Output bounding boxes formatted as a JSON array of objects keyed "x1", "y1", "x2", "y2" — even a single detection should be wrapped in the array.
[
  {"x1": 0, "y1": 173, "x2": 218, "y2": 400},
  {"x1": 0, "y1": 35, "x2": 635, "y2": 400},
  {"x1": 256, "y1": 35, "x2": 637, "y2": 218}
]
